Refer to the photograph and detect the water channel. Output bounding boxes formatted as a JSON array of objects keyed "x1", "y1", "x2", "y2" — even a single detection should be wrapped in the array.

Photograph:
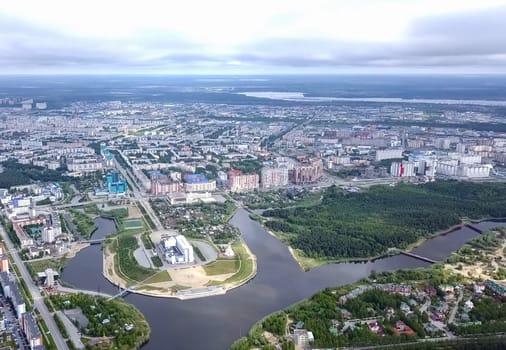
[{"x1": 62, "y1": 211, "x2": 506, "y2": 350}]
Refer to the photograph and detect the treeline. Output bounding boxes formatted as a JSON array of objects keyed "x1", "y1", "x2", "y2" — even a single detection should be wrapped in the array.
[
  {"x1": 263, "y1": 181, "x2": 506, "y2": 259},
  {"x1": 50, "y1": 293, "x2": 150, "y2": 349},
  {"x1": 230, "y1": 159, "x2": 263, "y2": 174}
]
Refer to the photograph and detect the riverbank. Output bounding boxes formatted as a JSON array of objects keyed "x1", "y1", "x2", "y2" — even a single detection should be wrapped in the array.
[
  {"x1": 259, "y1": 214, "x2": 506, "y2": 271},
  {"x1": 62, "y1": 208, "x2": 486, "y2": 350},
  {"x1": 102, "y1": 238, "x2": 257, "y2": 300}
]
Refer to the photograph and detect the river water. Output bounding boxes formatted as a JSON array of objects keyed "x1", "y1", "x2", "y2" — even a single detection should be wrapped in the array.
[{"x1": 62, "y1": 211, "x2": 506, "y2": 350}]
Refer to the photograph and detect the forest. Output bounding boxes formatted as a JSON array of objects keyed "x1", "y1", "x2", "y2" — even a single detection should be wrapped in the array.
[
  {"x1": 263, "y1": 181, "x2": 506, "y2": 259},
  {"x1": 0, "y1": 159, "x2": 65, "y2": 188}
]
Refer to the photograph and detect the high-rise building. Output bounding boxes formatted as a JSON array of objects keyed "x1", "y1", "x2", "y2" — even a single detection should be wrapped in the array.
[
  {"x1": 375, "y1": 149, "x2": 403, "y2": 161},
  {"x1": 228, "y1": 170, "x2": 259, "y2": 192},
  {"x1": 292, "y1": 158, "x2": 323, "y2": 184},
  {"x1": 390, "y1": 161, "x2": 416, "y2": 177},
  {"x1": 106, "y1": 171, "x2": 127, "y2": 194},
  {"x1": 261, "y1": 167, "x2": 288, "y2": 189}
]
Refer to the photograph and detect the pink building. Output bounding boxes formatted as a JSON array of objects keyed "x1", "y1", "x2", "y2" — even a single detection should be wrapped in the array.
[{"x1": 228, "y1": 170, "x2": 259, "y2": 192}]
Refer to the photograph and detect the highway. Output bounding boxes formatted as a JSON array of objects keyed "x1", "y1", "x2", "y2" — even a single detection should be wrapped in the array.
[
  {"x1": 113, "y1": 157, "x2": 164, "y2": 231},
  {"x1": 0, "y1": 225, "x2": 69, "y2": 350}
]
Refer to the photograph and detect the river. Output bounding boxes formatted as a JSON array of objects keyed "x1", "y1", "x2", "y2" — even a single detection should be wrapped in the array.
[{"x1": 61, "y1": 211, "x2": 506, "y2": 350}]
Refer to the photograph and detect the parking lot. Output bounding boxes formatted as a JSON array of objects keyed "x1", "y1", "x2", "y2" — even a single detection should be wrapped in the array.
[{"x1": 0, "y1": 293, "x2": 30, "y2": 349}]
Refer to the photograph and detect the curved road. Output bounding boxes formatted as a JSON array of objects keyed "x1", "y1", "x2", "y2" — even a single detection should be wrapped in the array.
[{"x1": 0, "y1": 225, "x2": 69, "y2": 350}]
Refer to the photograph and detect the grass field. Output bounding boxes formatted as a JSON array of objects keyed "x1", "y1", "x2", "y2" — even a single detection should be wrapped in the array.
[
  {"x1": 114, "y1": 234, "x2": 157, "y2": 283},
  {"x1": 123, "y1": 219, "x2": 144, "y2": 230},
  {"x1": 143, "y1": 270, "x2": 172, "y2": 284},
  {"x1": 26, "y1": 258, "x2": 67, "y2": 280},
  {"x1": 203, "y1": 259, "x2": 239, "y2": 275},
  {"x1": 208, "y1": 241, "x2": 255, "y2": 286}
]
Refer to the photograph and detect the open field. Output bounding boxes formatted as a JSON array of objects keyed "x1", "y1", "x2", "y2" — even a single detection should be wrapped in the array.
[
  {"x1": 123, "y1": 219, "x2": 144, "y2": 230},
  {"x1": 203, "y1": 259, "x2": 239, "y2": 275},
  {"x1": 207, "y1": 241, "x2": 256, "y2": 287},
  {"x1": 26, "y1": 258, "x2": 68, "y2": 280},
  {"x1": 143, "y1": 270, "x2": 172, "y2": 284}
]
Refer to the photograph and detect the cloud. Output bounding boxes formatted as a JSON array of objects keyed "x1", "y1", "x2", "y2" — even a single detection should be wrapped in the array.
[
  {"x1": 232, "y1": 6, "x2": 506, "y2": 71},
  {"x1": 1, "y1": 3, "x2": 506, "y2": 73}
]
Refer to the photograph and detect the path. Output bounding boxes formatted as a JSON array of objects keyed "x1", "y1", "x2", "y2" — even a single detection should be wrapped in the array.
[{"x1": 56, "y1": 310, "x2": 85, "y2": 349}]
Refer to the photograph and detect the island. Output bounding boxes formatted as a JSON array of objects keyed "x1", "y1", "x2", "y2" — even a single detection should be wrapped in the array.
[{"x1": 101, "y1": 200, "x2": 257, "y2": 299}]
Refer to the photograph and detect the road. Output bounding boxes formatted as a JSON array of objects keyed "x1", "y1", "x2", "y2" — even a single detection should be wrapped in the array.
[
  {"x1": 113, "y1": 157, "x2": 164, "y2": 231},
  {"x1": 448, "y1": 288, "x2": 464, "y2": 325},
  {"x1": 0, "y1": 225, "x2": 69, "y2": 350},
  {"x1": 56, "y1": 310, "x2": 85, "y2": 349}
]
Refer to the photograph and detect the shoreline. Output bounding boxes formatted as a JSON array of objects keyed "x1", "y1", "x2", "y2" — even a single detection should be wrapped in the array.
[
  {"x1": 101, "y1": 238, "x2": 258, "y2": 300},
  {"x1": 257, "y1": 213, "x2": 506, "y2": 271}
]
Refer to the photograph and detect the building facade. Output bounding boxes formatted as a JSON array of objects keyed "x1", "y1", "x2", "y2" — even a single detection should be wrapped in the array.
[
  {"x1": 261, "y1": 167, "x2": 288, "y2": 189},
  {"x1": 228, "y1": 170, "x2": 259, "y2": 192},
  {"x1": 292, "y1": 158, "x2": 323, "y2": 184}
]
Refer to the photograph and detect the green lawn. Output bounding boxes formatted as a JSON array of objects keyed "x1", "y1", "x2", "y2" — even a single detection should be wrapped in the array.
[
  {"x1": 114, "y1": 234, "x2": 157, "y2": 283},
  {"x1": 203, "y1": 259, "x2": 239, "y2": 275},
  {"x1": 143, "y1": 270, "x2": 172, "y2": 284},
  {"x1": 69, "y1": 210, "x2": 97, "y2": 239},
  {"x1": 207, "y1": 242, "x2": 255, "y2": 285},
  {"x1": 26, "y1": 258, "x2": 66, "y2": 280},
  {"x1": 123, "y1": 219, "x2": 144, "y2": 230}
]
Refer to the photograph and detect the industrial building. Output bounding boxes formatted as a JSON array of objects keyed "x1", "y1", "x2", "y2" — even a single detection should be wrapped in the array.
[{"x1": 160, "y1": 235, "x2": 194, "y2": 264}]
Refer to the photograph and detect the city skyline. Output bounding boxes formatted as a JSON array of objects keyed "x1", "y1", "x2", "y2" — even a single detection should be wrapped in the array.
[{"x1": 1, "y1": 0, "x2": 506, "y2": 74}]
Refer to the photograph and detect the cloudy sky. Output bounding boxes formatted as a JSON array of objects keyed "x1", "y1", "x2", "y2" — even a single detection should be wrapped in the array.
[{"x1": 1, "y1": 0, "x2": 506, "y2": 74}]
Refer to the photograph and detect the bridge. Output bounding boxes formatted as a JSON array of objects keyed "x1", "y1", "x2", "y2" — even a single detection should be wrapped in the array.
[
  {"x1": 399, "y1": 251, "x2": 438, "y2": 264},
  {"x1": 57, "y1": 284, "x2": 137, "y2": 300},
  {"x1": 57, "y1": 286, "x2": 112, "y2": 299},
  {"x1": 80, "y1": 238, "x2": 106, "y2": 245},
  {"x1": 108, "y1": 285, "x2": 138, "y2": 300},
  {"x1": 465, "y1": 224, "x2": 484, "y2": 234}
]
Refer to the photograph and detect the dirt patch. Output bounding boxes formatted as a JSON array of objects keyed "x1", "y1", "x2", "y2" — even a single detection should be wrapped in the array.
[
  {"x1": 103, "y1": 245, "x2": 129, "y2": 288},
  {"x1": 149, "y1": 229, "x2": 178, "y2": 245},
  {"x1": 128, "y1": 205, "x2": 143, "y2": 219},
  {"x1": 66, "y1": 242, "x2": 90, "y2": 259},
  {"x1": 445, "y1": 241, "x2": 506, "y2": 281}
]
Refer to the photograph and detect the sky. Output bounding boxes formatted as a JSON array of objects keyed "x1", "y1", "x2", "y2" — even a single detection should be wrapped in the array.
[{"x1": 1, "y1": 0, "x2": 506, "y2": 74}]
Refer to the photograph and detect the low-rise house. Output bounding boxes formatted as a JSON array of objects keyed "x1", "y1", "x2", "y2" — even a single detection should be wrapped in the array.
[
  {"x1": 393, "y1": 320, "x2": 415, "y2": 336},
  {"x1": 385, "y1": 307, "x2": 395, "y2": 319},
  {"x1": 368, "y1": 321, "x2": 385, "y2": 336},
  {"x1": 400, "y1": 302, "x2": 411, "y2": 314}
]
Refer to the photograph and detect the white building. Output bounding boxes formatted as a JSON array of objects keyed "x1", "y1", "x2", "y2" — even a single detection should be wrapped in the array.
[
  {"x1": 35, "y1": 102, "x2": 47, "y2": 110},
  {"x1": 375, "y1": 149, "x2": 403, "y2": 161},
  {"x1": 457, "y1": 164, "x2": 492, "y2": 178},
  {"x1": 41, "y1": 226, "x2": 57, "y2": 243},
  {"x1": 390, "y1": 161, "x2": 416, "y2": 177},
  {"x1": 161, "y1": 235, "x2": 194, "y2": 264},
  {"x1": 184, "y1": 180, "x2": 216, "y2": 192},
  {"x1": 437, "y1": 161, "x2": 458, "y2": 176},
  {"x1": 437, "y1": 162, "x2": 491, "y2": 178}
]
